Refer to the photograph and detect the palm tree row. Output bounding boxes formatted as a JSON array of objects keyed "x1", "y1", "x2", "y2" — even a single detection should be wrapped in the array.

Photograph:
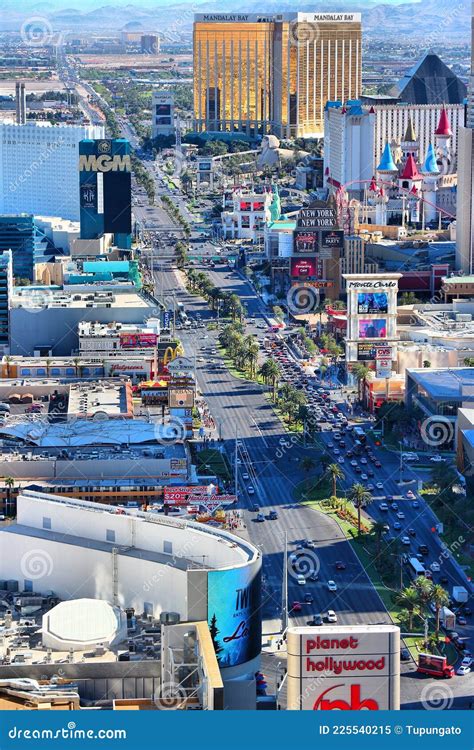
[
  {"x1": 395, "y1": 578, "x2": 449, "y2": 638},
  {"x1": 187, "y1": 270, "x2": 244, "y2": 321},
  {"x1": 219, "y1": 324, "x2": 259, "y2": 378}
]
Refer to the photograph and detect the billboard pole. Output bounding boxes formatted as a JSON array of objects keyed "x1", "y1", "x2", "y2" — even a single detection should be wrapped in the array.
[{"x1": 282, "y1": 530, "x2": 288, "y2": 632}]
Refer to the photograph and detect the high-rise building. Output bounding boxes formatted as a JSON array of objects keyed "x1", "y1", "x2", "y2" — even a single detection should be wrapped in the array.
[
  {"x1": 141, "y1": 34, "x2": 160, "y2": 54},
  {"x1": 151, "y1": 91, "x2": 175, "y2": 138},
  {"x1": 389, "y1": 52, "x2": 467, "y2": 105},
  {"x1": 79, "y1": 138, "x2": 132, "y2": 250},
  {"x1": 323, "y1": 101, "x2": 375, "y2": 196},
  {"x1": 0, "y1": 121, "x2": 104, "y2": 221},
  {"x1": 456, "y1": 1, "x2": 474, "y2": 273},
  {"x1": 193, "y1": 12, "x2": 362, "y2": 139},
  {"x1": 0, "y1": 250, "x2": 12, "y2": 355}
]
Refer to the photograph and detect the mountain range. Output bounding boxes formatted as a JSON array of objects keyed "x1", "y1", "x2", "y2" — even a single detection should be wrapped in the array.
[{"x1": 1, "y1": 0, "x2": 472, "y2": 41}]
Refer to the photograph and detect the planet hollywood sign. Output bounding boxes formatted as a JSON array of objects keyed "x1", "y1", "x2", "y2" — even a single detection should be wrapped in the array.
[{"x1": 287, "y1": 625, "x2": 400, "y2": 711}]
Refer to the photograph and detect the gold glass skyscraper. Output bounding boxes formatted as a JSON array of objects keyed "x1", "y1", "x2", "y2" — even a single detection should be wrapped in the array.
[{"x1": 193, "y1": 12, "x2": 362, "y2": 139}]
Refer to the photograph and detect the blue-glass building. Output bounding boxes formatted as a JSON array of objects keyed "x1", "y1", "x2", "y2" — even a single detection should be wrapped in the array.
[{"x1": 79, "y1": 138, "x2": 132, "y2": 250}]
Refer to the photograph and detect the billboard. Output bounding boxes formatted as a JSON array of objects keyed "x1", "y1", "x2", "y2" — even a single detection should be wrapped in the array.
[
  {"x1": 155, "y1": 104, "x2": 171, "y2": 115},
  {"x1": 207, "y1": 564, "x2": 262, "y2": 668},
  {"x1": 119, "y1": 332, "x2": 157, "y2": 348},
  {"x1": 168, "y1": 388, "x2": 194, "y2": 408},
  {"x1": 357, "y1": 343, "x2": 392, "y2": 361},
  {"x1": 357, "y1": 292, "x2": 388, "y2": 314},
  {"x1": 297, "y1": 205, "x2": 337, "y2": 229},
  {"x1": 358, "y1": 319, "x2": 387, "y2": 339},
  {"x1": 287, "y1": 625, "x2": 400, "y2": 710},
  {"x1": 295, "y1": 230, "x2": 318, "y2": 253},
  {"x1": 291, "y1": 257, "x2": 318, "y2": 278},
  {"x1": 376, "y1": 358, "x2": 392, "y2": 378},
  {"x1": 321, "y1": 230, "x2": 344, "y2": 251},
  {"x1": 80, "y1": 184, "x2": 97, "y2": 211}
]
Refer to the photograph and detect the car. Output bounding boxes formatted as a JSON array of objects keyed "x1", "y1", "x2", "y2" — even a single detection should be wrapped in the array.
[
  {"x1": 393, "y1": 521, "x2": 402, "y2": 530},
  {"x1": 25, "y1": 403, "x2": 43, "y2": 413},
  {"x1": 367, "y1": 483, "x2": 374, "y2": 491},
  {"x1": 463, "y1": 606, "x2": 472, "y2": 616},
  {"x1": 375, "y1": 461, "x2": 382, "y2": 468},
  {"x1": 391, "y1": 502, "x2": 399, "y2": 511},
  {"x1": 406, "y1": 490, "x2": 416, "y2": 500},
  {"x1": 309, "y1": 614, "x2": 324, "y2": 626},
  {"x1": 430, "y1": 562, "x2": 440, "y2": 572},
  {"x1": 408, "y1": 528, "x2": 416, "y2": 536},
  {"x1": 400, "y1": 648, "x2": 411, "y2": 661},
  {"x1": 327, "y1": 442, "x2": 334, "y2": 449},
  {"x1": 401, "y1": 536, "x2": 411, "y2": 546},
  {"x1": 256, "y1": 513, "x2": 265, "y2": 522},
  {"x1": 361, "y1": 473, "x2": 368, "y2": 481},
  {"x1": 333, "y1": 449, "x2": 340, "y2": 456},
  {"x1": 379, "y1": 503, "x2": 389, "y2": 511},
  {"x1": 338, "y1": 456, "x2": 345, "y2": 464},
  {"x1": 460, "y1": 656, "x2": 472, "y2": 667},
  {"x1": 360, "y1": 457, "x2": 367, "y2": 465},
  {"x1": 242, "y1": 472, "x2": 250, "y2": 480},
  {"x1": 439, "y1": 575, "x2": 449, "y2": 585},
  {"x1": 247, "y1": 486, "x2": 255, "y2": 495},
  {"x1": 268, "y1": 510, "x2": 278, "y2": 520},
  {"x1": 350, "y1": 460, "x2": 358, "y2": 467},
  {"x1": 251, "y1": 505, "x2": 260, "y2": 512},
  {"x1": 304, "y1": 593, "x2": 314, "y2": 604},
  {"x1": 308, "y1": 572, "x2": 319, "y2": 582},
  {"x1": 292, "y1": 601, "x2": 302, "y2": 612},
  {"x1": 335, "y1": 561, "x2": 346, "y2": 571},
  {"x1": 456, "y1": 665, "x2": 471, "y2": 676},
  {"x1": 297, "y1": 575, "x2": 306, "y2": 586},
  {"x1": 457, "y1": 615, "x2": 467, "y2": 626},
  {"x1": 412, "y1": 500, "x2": 420, "y2": 509},
  {"x1": 327, "y1": 610, "x2": 338, "y2": 623},
  {"x1": 327, "y1": 580, "x2": 337, "y2": 591},
  {"x1": 418, "y1": 545, "x2": 429, "y2": 555},
  {"x1": 376, "y1": 482, "x2": 384, "y2": 490},
  {"x1": 396, "y1": 511, "x2": 405, "y2": 520}
]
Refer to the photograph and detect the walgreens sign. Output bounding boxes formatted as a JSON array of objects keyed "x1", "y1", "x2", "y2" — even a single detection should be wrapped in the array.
[{"x1": 287, "y1": 626, "x2": 400, "y2": 711}]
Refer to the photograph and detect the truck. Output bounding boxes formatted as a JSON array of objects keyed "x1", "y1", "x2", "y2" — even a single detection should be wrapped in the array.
[
  {"x1": 417, "y1": 653, "x2": 454, "y2": 679},
  {"x1": 452, "y1": 586, "x2": 469, "y2": 604},
  {"x1": 439, "y1": 606, "x2": 456, "y2": 631}
]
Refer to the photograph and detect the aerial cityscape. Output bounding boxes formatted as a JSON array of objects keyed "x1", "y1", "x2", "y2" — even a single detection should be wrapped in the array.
[{"x1": 0, "y1": 0, "x2": 473, "y2": 730}]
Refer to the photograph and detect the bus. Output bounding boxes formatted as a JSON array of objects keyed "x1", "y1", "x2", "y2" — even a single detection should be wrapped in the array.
[
  {"x1": 408, "y1": 557, "x2": 426, "y2": 577},
  {"x1": 353, "y1": 427, "x2": 366, "y2": 443}
]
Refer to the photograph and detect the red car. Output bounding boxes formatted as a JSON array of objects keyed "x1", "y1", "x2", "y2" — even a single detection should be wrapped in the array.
[{"x1": 292, "y1": 601, "x2": 302, "y2": 612}]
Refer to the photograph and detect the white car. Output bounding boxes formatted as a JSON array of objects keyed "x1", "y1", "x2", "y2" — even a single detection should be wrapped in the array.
[
  {"x1": 406, "y1": 491, "x2": 416, "y2": 500},
  {"x1": 247, "y1": 486, "x2": 255, "y2": 495},
  {"x1": 461, "y1": 657, "x2": 473, "y2": 668},
  {"x1": 327, "y1": 610, "x2": 337, "y2": 623},
  {"x1": 338, "y1": 456, "x2": 345, "y2": 464},
  {"x1": 401, "y1": 536, "x2": 411, "y2": 546},
  {"x1": 397, "y1": 511, "x2": 405, "y2": 520},
  {"x1": 456, "y1": 664, "x2": 471, "y2": 676},
  {"x1": 361, "y1": 473, "x2": 368, "y2": 481},
  {"x1": 379, "y1": 503, "x2": 389, "y2": 511},
  {"x1": 242, "y1": 472, "x2": 249, "y2": 480},
  {"x1": 327, "y1": 580, "x2": 337, "y2": 592},
  {"x1": 430, "y1": 562, "x2": 440, "y2": 572},
  {"x1": 376, "y1": 482, "x2": 384, "y2": 490},
  {"x1": 297, "y1": 575, "x2": 306, "y2": 586}
]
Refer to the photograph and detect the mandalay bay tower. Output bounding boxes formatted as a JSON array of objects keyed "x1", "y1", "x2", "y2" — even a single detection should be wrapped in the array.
[{"x1": 193, "y1": 12, "x2": 362, "y2": 139}]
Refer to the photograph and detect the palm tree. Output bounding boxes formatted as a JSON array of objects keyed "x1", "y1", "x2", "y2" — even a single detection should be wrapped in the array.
[
  {"x1": 227, "y1": 294, "x2": 242, "y2": 322},
  {"x1": 327, "y1": 463, "x2": 344, "y2": 498},
  {"x1": 245, "y1": 340, "x2": 260, "y2": 378},
  {"x1": 352, "y1": 363, "x2": 370, "y2": 404},
  {"x1": 431, "y1": 584, "x2": 450, "y2": 639},
  {"x1": 348, "y1": 482, "x2": 373, "y2": 534},
  {"x1": 4, "y1": 476, "x2": 15, "y2": 517},
  {"x1": 267, "y1": 359, "x2": 281, "y2": 401},
  {"x1": 371, "y1": 520, "x2": 387, "y2": 557},
  {"x1": 72, "y1": 357, "x2": 82, "y2": 378},
  {"x1": 4, "y1": 355, "x2": 13, "y2": 378},
  {"x1": 394, "y1": 585, "x2": 420, "y2": 631},
  {"x1": 413, "y1": 577, "x2": 434, "y2": 609}
]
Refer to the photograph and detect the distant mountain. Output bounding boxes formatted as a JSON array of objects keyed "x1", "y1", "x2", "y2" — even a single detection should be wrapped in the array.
[{"x1": 0, "y1": 0, "x2": 472, "y2": 41}]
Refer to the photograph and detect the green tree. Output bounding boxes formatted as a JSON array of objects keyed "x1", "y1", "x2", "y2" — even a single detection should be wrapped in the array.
[
  {"x1": 352, "y1": 363, "x2": 370, "y2": 403},
  {"x1": 327, "y1": 463, "x2": 344, "y2": 498},
  {"x1": 431, "y1": 584, "x2": 450, "y2": 639},
  {"x1": 371, "y1": 520, "x2": 387, "y2": 557},
  {"x1": 348, "y1": 483, "x2": 373, "y2": 534},
  {"x1": 394, "y1": 586, "x2": 420, "y2": 631}
]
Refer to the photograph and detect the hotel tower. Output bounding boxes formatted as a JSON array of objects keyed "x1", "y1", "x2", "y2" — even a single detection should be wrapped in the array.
[
  {"x1": 456, "y1": 1, "x2": 474, "y2": 272},
  {"x1": 193, "y1": 12, "x2": 362, "y2": 139}
]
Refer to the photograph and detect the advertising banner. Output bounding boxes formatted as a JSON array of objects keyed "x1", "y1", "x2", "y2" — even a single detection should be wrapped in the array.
[
  {"x1": 163, "y1": 311, "x2": 172, "y2": 329},
  {"x1": 80, "y1": 184, "x2": 97, "y2": 211},
  {"x1": 291, "y1": 257, "x2": 319, "y2": 278},
  {"x1": 321, "y1": 229, "x2": 344, "y2": 252},
  {"x1": 207, "y1": 565, "x2": 262, "y2": 667},
  {"x1": 168, "y1": 389, "x2": 194, "y2": 408},
  {"x1": 120, "y1": 332, "x2": 157, "y2": 348},
  {"x1": 295, "y1": 230, "x2": 318, "y2": 253},
  {"x1": 375, "y1": 346, "x2": 393, "y2": 360},
  {"x1": 376, "y1": 359, "x2": 392, "y2": 378},
  {"x1": 357, "y1": 343, "x2": 392, "y2": 361},
  {"x1": 297, "y1": 205, "x2": 337, "y2": 229},
  {"x1": 164, "y1": 486, "x2": 215, "y2": 505},
  {"x1": 287, "y1": 625, "x2": 400, "y2": 711},
  {"x1": 358, "y1": 319, "x2": 387, "y2": 339},
  {"x1": 167, "y1": 356, "x2": 195, "y2": 373},
  {"x1": 357, "y1": 292, "x2": 388, "y2": 314}
]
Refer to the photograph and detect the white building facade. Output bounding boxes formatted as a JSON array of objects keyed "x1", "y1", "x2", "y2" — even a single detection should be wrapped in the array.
[
  {"x1": 0, "y1": 121, "x2": 104, "y2": 221},
  {"x1": 324, "y1": 101, "x2": 375, "y2": 195},
  {"x1": 456, "y1": 2, "x2": 474, "y2": 273}
]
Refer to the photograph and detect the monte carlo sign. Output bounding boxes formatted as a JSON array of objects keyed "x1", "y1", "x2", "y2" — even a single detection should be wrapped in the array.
[{"x1": 287, "y1": 625, "x2": 400, "y2": 710}]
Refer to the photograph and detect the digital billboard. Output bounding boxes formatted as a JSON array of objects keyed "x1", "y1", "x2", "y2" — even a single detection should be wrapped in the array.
[
  {"x1": 155, "y1": 104, "x2": 171, "y2": 115},
  {"x1": 357, "y1": 292, "x2": 388, "y2": 314},
  {"x1": 358, "y1": 319, "x2": 387, "y2": 339},
  {"x1": 119, "y1": 332, "x2": 157, "y2": 348},
  {"x1": 295, "y1": 230, "x2": 318, "y2": 253},
  {"x1": 207, "y1": 565, "x2": 261, "y2": 668},
  {"x1": 357, "y1": 343, "x2": 392, "y2": 361},
  {"x1": 291, "y1": 257, "x2": 318, "y2": 278},
  {"x1": 287, "y1": 625, "x2": 400, "y2": 710},
  {"x1": 321, "y1": 229, "x2": 344, "y2": 251}
]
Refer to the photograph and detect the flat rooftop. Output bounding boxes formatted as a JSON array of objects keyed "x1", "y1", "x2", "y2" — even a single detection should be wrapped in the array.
[
  {"x1": 79, "y1": 320, "x2": 159, "y2": 337},
  {"x1": 67, "y1": 381, "x2": 130, "y2": 418},
  {"x1": 407, "y1": 367, "x2": 474, "y2": 400},
  {"x1": 11, "y1": 289, "x2": 151, "y2": 309}
]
